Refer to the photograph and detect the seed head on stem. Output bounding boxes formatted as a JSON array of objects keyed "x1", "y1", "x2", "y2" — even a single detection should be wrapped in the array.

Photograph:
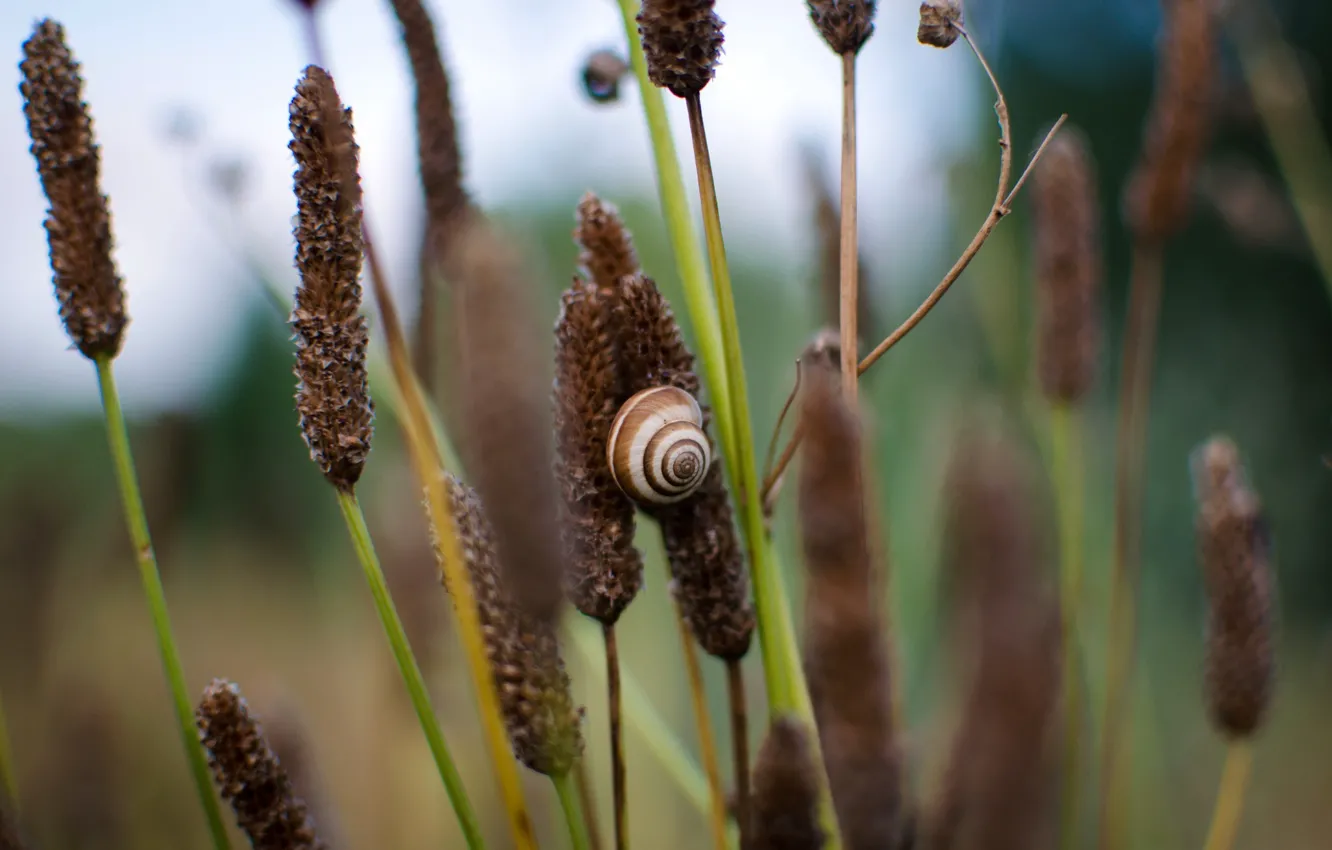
[
  {"x1": 637, "y1": 0, "x2": 724, "y2": 98},
  {"x1": 807, "y1": 0, "x2": 877, "y2": 56}
]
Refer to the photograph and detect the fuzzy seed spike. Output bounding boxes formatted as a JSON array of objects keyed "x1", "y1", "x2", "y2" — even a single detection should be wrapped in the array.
[
  {"x1": 1191, "y1": 436, "x2": 1276, "y2": 739},
  {"x1": 614, "y1": 274, "x2": 755, "y2": 659},
  {"x1": 554, "y1": 279, "x2": 644, "y2": 623},
  {"x1": 927, "y1": 418, "x2": 1062, "y2": 850},
  {"x1": 576, "y1": 193, "x2": 641, "y2": 294},
  {"x1": 917, "y1": 0, "x2": 962, "y2": 48},
  {"x1": 807, "y1": 0, "x2": 877, "y2": 56},
  {"x1": 20, "y1": 19, "x2": 127, "y2": 360},
  {"x1": 797, "y1": 359, "x2": 904, "y2": 850},
  {"x1": 1031, "y1": 124, "x2": 1101, "y2": 405},
  {"x1": 288, "y1": 66, "x2": 374, "y2": 492},
  {"x1": 196, "y1": 679, "x2": 328, "y2": 850},
  {"x1": 1124, "y1": 0, "x2": 1216, "y2": 240},
  {"x1": 749, "y1": 717, "x2": 826, "y2": 850},
  {"x1": 637, "y1": 0, "x2": 725, "y2": 98},
  {"x1": 442, "y1": 475, "x2": 584, "y2": 775}
]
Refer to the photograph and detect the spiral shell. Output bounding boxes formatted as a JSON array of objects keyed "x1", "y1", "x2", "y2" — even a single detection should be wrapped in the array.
[{"x1": 607, "y1": 386, "x2": 711, "y2": 505}]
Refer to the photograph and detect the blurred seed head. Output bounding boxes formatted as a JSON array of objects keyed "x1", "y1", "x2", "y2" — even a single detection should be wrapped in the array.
[
  {"x1": 288, "y1": 66, "x2": 374, "y2": 492},
  {"x1": 1124, "y1": 0, "x2": 1216, "y2": 241},
  {"x1": 1191, "y1": 436, "x2": 1277, "y2": 739},
  {"x1": 638, "y1": 0, "x2": 725, "y2": 98},
  {"x1": 20, "y1": 19, "x2": 128, "y2": 360},
  {"x1": 807, "y1": 0, "x2": 877, "y2": 56},
  {"x1": 798, "y1": 358, "x2": 904, "y2": 850},
  {"x1": 196, "y1": 679, "x2": 328, "y2": 850},
  {"x1": 1030, "y1": 124, "x2": 1101, "y2": 405},
  {"x1": 576, "y1": 192, "x2": 641, "y2": 294},
  {"x1": 917, "y1": 0, "x2": 963, "y2": 49},
  {"x1": 442, "y1": 476, "x2": 584, "y2": 775},
  {"x1": 749, "y1": 717, "x2": 826, "y2": 850},
  {"x1": 582, "y1": 49, "x2": 630, "y2": 104}
]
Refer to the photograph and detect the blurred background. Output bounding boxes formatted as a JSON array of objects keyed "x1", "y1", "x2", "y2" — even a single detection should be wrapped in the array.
[{"x1": 2, "y1": 0, "x2": 1331, "y2": 847}]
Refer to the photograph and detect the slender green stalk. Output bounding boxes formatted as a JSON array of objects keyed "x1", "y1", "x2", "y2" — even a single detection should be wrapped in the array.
[
  {"x1": 334, "y1": 489, "x2": 484, "y2": 849},
  {"x1": 93, "y1": 355, "x2": 231, "y2": 850},
  {"x1": 553, "y1": 771, "x2": 594, "y2": 850},
  {"x1": 1201, "y1": 743, "x2": 1253, "y2": 850},
  {"x1": 1050, "y1": 403, "x2": 1086, "y2": 850},
  {"x1": 0, "y1": 690, "x2": 16, "y2": 810},
  {"x1": 614, "y1": 0, "x2": 736, "y2": 473}
]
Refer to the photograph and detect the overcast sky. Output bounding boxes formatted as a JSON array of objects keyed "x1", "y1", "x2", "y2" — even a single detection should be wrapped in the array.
[{"x1": 0, "y1": 0, "x2": 996, "y2": 416}]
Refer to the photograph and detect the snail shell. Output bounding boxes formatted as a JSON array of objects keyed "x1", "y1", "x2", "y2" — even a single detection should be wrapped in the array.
[{"x1": 607, "y1": 386, "x2": 711, "y2": 505}]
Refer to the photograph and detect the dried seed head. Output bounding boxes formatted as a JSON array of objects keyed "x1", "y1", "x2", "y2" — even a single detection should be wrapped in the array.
[
  {"x1": 289, "y1": 66, "x2": 374, "y2": 491},
  {"x1": 917, "y1": 0, "x2": 963, "y2": 49},
  {"x1": 798, "y1": 359, "x2": 904, "y2": 850},
  {"x1": 638, "y1": 0, "x2": 725, "y2": 98},
  {"x1": 928, "y1": 418, "x2": 1061, "y2": 850},
  {"x1": 554, "y1": 280, "x2": 643, "y2": 624},
  {"x1": 1124, "y1": 0, "x2": 1216, "y2": 241},
  {"x1": 196, "y1": 679, "x2": 328, "y2": 850},
  {"x1": 445, "y1": 214, "x2": 567, "y2": 623},
  {"x1": 582, "y1": 49, "x2": 630, "y2": 104},
  {"x1": 1191, "y1": 436, "x2": 1276, "y2": 739},
  {"x1": 614, "y1": 274, "x2": 755, "y2": 659},
  {"x1": 1031, "y1": 124, "x2": 1101, "y2": 405},
  {"x1": 442, "y1": 476, "x2": 584, "y2": 775},
  {"x1": 576, "y1": 193, "x2": 641, "y2": 294},
  {"x1": 807, "y1": 0, "x2": 877, "y2": 56},
  {"x1": 749, "y1": 718, "x2": 826, "y2": 850},
  {"x1": 20, "y1": 19, "x2": 127, "y2": 360}
]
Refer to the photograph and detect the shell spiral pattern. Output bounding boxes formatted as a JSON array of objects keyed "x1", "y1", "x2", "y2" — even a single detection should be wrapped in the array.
[{"x1": 608, "y1": 386, "x2": 711, "y2": 505}]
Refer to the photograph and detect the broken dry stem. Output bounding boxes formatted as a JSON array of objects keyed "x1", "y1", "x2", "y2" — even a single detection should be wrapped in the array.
[
  {"x1": 605, "y1": 624, "x2": 628, "y2": 850},
  {"x1": 334, "y1": 489, "x2": 483, "y2": 848},
  {"x1": 674, "y1": 597, "x2": 730, "y2": 850},
  {"x1": 726, "y1": 660, "x2": 751, "y2": 850},
  {"x1": 839, "y1": 50, "x2": 859, "y2": 400},
  {"x1": 1099, "y1": 240, "x2": 1165, "y2": 850},
  {"x1": 95, "y1": 356, "x2": 232, "y2": 850}
]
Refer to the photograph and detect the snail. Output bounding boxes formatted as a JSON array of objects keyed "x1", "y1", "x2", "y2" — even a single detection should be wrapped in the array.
[{"x1": 607, "y1": 386, "x2": 711, "y2": 505}]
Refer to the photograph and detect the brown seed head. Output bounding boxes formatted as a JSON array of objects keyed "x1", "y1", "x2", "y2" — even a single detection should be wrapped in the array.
[
  {"x1": 582, "y1": 49, "x2": 630, "y2": 104},
  {"x1": 442, "y1": 475, "x2": 584, "y2": 775},
  {"x1": 798, "y1": 359, "x2": 904, "y2": 850},
  {"x1": 917, "y1": 0, "x2": 963, "y2": 49},
  {"x1": 807, "y1": 0, "x2": 877, "y2": 56},
  {"x1": 289, "y1": 66, "x2": 374, "y2": 491},
  {"x1": 638, "y1": 0, "x2": 725, "y2": 98},
  {"x1": 554, "y1": 279, "x2": 643, "y2": 624},
  {"x1": 445, "y1": 214, "x2": 567, "y2": 623},
  {"x1": 1031, "y1": 124, "x2": 1101, "y2": 405},
  {"x1": 749, "y1": 717, "x2": 826, "y2": 850},
  {"x1": 1191, "y1": 436, "x2": 1276, "y2": 739},
  {"x1": 927, "y1": 418, "x2": 1061, "y2": 850},
  {"x1": 20, "y1": 19, "x2": 127, "y2": 360},
  {"x1": 614, "y1": 274, "x2": 755, "y2": 658},
  {"x1": 1124, "y1": 0, "x2": 1215, "y2": 241},
  {"x1": 576, "y1": 192, "x2": 641, "y2": 294},
  {"x1": 196, "y1": 679, "x2": 328, "y2": 850}
]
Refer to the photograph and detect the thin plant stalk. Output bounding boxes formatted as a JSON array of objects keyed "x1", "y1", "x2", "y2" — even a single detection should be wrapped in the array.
[
  {"x1": 605, "y1": 624, "x2": 628, "y2": 850},
  {"x1": 838, "y1": 50, "x2": 860, "y2": 400},
  {"x1": 94, "y1": 355, "x2": 231, "y2": 850},
  {"x1": 0, "y1": 690, "x2": 15, "y2": 810},
  {"x1": 673, "y1": 598, "x2": 730, "y2": 850},
  {"x1": 553, "y1": 771, "x2": 594, "y2": 850},
  {"x1": 574, "y1": 757, "x2": 605, "y2": 850},
  {"x1": 1050, "y1": 402, "x2": 1087, "y2": 850},
  {"x1": 1099, "y1": 242, "x2": 1165, "y2": 850},
  {"x1": 1201, "y1": 743, "x2": 1253, "y2": 850},
  {"x1": 334, "y1": 490, "x2": 484, "y2": 847},
  {"x1": 725, "y1": 660, "x2": 750, "y2": 848}
]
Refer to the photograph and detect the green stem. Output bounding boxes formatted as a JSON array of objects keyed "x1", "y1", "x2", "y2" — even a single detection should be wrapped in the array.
[
  {"x1": 1050, "y1": 403, "x2": 1086, "y2": 850},
  {"x1": 553, "y1": 771, "x2": 593, "y2": 850},
  {"x1": 334, "y1": 489, "x2": 485, "y2": 849},
  {"x1": 94, "y1": 356, "x2": 231, "y2": 850},
  {"x1": 0, "y1": 690, "x2": 15, "y2": 810}
]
